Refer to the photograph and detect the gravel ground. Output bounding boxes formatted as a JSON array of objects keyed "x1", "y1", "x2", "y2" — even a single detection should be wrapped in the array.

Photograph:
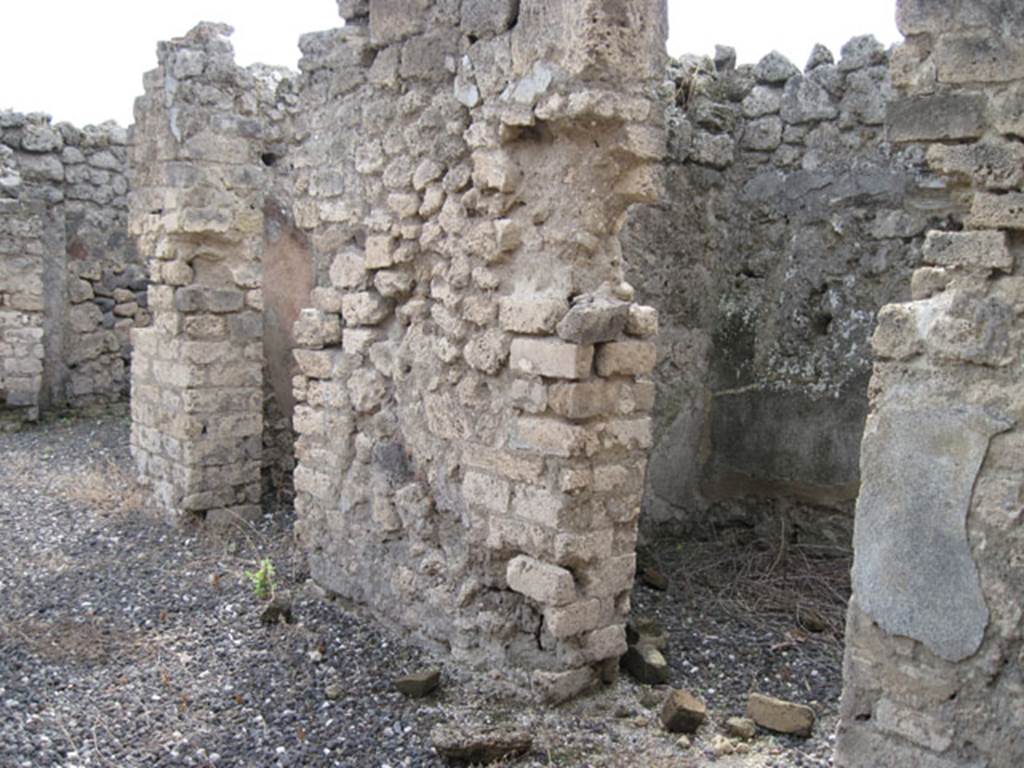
[{"x1": 0, "y1": 412, "x2": 850, "y2": 767}]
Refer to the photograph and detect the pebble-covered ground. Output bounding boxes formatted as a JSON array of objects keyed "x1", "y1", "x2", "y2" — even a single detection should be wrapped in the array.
[{"x1": 0, "y1": 412, "x2": 850, "y2": 767}]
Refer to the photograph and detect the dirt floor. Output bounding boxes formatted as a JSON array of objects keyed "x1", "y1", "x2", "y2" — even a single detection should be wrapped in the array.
[{"x1": 0, "y1": 412, "x2": 851, "y2": 767}]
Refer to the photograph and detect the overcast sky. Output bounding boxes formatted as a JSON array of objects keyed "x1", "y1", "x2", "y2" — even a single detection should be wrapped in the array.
[{"x1": 0, "y1": 1, "x2": 901, "y2": 127}]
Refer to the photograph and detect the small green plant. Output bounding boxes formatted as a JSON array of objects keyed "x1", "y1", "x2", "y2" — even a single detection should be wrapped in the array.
[{"x1": 245, "y1": 557, "x2": 276, "y2": 600}]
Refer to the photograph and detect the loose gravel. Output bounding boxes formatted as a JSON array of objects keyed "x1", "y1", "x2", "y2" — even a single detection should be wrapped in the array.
[{"x1": 0, "y1": 412, "x2": 850, "y2": 767}]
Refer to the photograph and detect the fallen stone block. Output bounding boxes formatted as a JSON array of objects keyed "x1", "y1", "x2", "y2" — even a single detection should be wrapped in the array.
[
  {"x1": 746, "y1": 692, "x2": 815, "y2": 737},
  {"x1": 395, "y1": 667, "x2": 441, "y2": 698},
  {"x1": 431, "y1": 723, "x2": 532, "y2": 765},
  {"x1": 660, "y1": 688, "x2": 707, "y2": 734},
  {"x1": 621, "y1": 643, "x2": 669, "y2": 685}
]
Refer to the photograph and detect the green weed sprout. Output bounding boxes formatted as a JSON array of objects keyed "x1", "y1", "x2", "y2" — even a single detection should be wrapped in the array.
[{"x1": 246, "y1": 557, "x2": 276, "y2": 600}]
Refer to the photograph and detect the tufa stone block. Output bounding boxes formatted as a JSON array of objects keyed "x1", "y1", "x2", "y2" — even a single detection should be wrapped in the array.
[
  {"x1": 510, "y1": 337, "x2": 593, "y2": 379},
  {"x1": 506, "y1": 555, "x2": 576, "y2": 606},
  {"x1": 556, "y1": 295, "x2": 629, "y2": 345},
  {"x1": 887, "y1": 94, "x2": 987, "y2": 143},
  {"x1": 922, "y1": 230, "x2": 1012, "y2": 272},
  {"x1": 660, "y1": 689, "x2": 707, "y2": 734},
  {"x1": 499, "y1": 295, "x2": 568, "y2": 334},
  {"x1": 595, "y1": 340, "x2": 657, "y2": 377},
  {"x1": 746, "y1": 693, "x2": 815, "y2": 737}
]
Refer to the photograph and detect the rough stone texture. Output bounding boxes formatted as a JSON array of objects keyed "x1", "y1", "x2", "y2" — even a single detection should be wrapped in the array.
[
  {"x1": 837, "y1": 2, "x2": 1024, "y2": 766},
  {"x1": 621, "y1": 40, "x2": 952, "y2": 542},
  {"x1": 285, "y1": 0, "x2": 666, "y2": 693},
  {"x1": 0, "y1": 112, "x2": 144, "y2": 429},
  {"x1": 747, "y1": 692, "x2": 816, "y2": 737},
  {"x1": 128, "y1": 24, "x2": 299, "y2": 523}
]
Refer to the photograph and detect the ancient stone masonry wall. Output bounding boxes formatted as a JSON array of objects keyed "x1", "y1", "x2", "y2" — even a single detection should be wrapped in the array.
[
  {"x1": 289, "y1": 0, "x2": 666, "y2": 700},
  {"x1": 0, "y1": 110, "x2": 145, "y2": 428},
  {"x1": 128, "y1": 23, "x2": 298, "y2": 524},
  {"x1": 622, "y1": 38, "x2": 956, "y2": 543},
  {"x1": 837, "y1": 1, "x2": 1024, "y2": 765}
]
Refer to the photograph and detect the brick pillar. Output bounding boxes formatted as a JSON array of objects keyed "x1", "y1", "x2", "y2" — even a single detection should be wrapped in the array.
[
  {"x1": 837, "y1": 2, "x2": 1024, "y2": 766},
  {"x1": 129, "y1": 24, "x2": 265, "y2": 525}
]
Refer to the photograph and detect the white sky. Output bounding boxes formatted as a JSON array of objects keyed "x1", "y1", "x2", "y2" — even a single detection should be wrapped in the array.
[{"x1": 0, "y1": 1, "x2": 901, "y2": 127}]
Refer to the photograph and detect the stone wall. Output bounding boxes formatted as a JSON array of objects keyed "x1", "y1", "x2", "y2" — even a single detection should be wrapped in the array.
[
  {"x1": 837, "y1": 1, "x2": 1024, "y2": 765},
  {"x1": 622, "y1": 38, "x2": 955, "y2": 544},
  {"x1": 128, "y1": 23, "x2": 302, "y2": 524},
  {"x1": 0, "y1": 111, "x2": 144, "y2": 427},
  {"x1": 285, "y1": 0, "x2": 665, "y2": 701}
]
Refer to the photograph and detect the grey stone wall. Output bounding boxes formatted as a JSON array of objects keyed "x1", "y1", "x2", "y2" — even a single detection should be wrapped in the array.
[
  {"x1": 622, "y1": 38, "x2": 955, "y2": 543},
  {"x1": 837, "y1": 1, "x2": 1024, "y2": 765},
  {"x1": 287, "y1": 0, "x2": 665, "y2": 701},
  {"x1": 128, "y1": 23, "x2": 303, "y2": 524},
  {"x1": 0, "y1": 111, "x2": 144, "y2": 428}
]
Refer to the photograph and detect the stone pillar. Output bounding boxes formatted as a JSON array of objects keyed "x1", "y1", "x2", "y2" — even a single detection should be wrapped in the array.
[
  {"x1": 837, "y1": 2, "x2": 1024, "y2": 766},
  {"x1": 290, "y1": 0, "x2": 666, "y2": 701},
  {"x1": 129, "y1": 24, "x2": 266, "y2": 525}
]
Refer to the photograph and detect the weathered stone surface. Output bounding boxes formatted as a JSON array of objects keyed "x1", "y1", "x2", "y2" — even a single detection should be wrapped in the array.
[
  {"x1": 853, "y1": 405, "x2": 1011, "y2": 661},
  {"x1": 922, "y1": 230, "x2": 1012, "y2": 272},
  {"x1": 506, "y1": 555, "x2": 576, "y2": 605},
  {"x1": 430, "y1": 723, "x2": 532, "y2": 764},
  {"x1": 660, "y1": 689, "x2": 707, "y2": 734},
  {"x1": 395, "y1": 667, "x2": 441, "y2": 698},
  {"x1": 747, "y1": 693, "x2": 815, "y2": 737},
  {"x1": 510, "y1": 337, "x2": 594, "y2": 379},
  {"x1": 887, "y1": 94, "x2": 987, "y2": 142},
  {"x1": 621, "y1": 643, "x2": 669, "y2": 684},
  {"x1": 556, "y1": 295, "x2": 629, "y2": 345}
]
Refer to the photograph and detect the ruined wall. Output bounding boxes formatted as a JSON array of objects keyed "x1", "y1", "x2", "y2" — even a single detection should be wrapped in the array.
[
  {"x1": 623, "y1": 40, "x2": 953, "y2": 543},
  {"x1": 128, "y1": 23, "x2": 302, "y2": 523},
  {"x1": 837, "y1": 1, "x2": 1024, "y2": 765},
  {"x1": 0, "y1": 111, "x2": 144, "y2": 427},
  {"x1": 287, "y1": 0, "x2": 665, "y2": 700}
]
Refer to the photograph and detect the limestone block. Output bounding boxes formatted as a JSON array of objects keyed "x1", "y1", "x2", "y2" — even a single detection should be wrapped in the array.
[
  {"x1": 887, "y1": 94, "x2": 987, "y2": 142},
  {"x1": 578, "y1": 554, "x2": 636, "y2": 598},
  {"x1": 510, "y1": 338, "x2": 593, "y2": 379},
  {"x1": 369, "y1": 0, "x2": 430, "y2": 45},
  {"x1": 461, "y1": 444, "x2": 545, "y2": 483},
  {"x1": 461, "y1": 0, "x2": 519, "y2": 37},
  {"x1": 967, "y1": 193, "x2": 1024, "y2": 230},
  {"x1": 871, "y1": 303, "x2": 923, "y2": 360},
  {"x1": 472, "y1": 150, "x2": 521, "y2": 192},
  {"x1": 927, "y1": 138, "x2": 1024, "y2": 191},
  {"x1": 21, "y1": 124, "x2": 62, "y2": 153},
  {"x1": 174, "y1": 286, "x2": 245, "y2": 314},
  {"x1": 499, "y1": 295, "x2": 568, "y2": 334},
  {"x1": 511, "y1": 485, "x2": 570, "y2": 528},
  {"x1": 532, "y1": 667, "x2": 596, "y2": 705},
  {"x1": 463, "y1": 329, "x2": 510, "y2": 374},
  {"x1": 837, "y1": 35, "x2": 886, "y2": 72},
  {"x1": 293, "y1": 308, "x2": 343, "y2": 349},
  {"x1": 746, "y1": 693, "x2": 815, "y2": 737},
  {"x1": 293, "y1": 348, "x2": 348, "y2": 379},
  {"x1": 512, "y1": 416, "x2": 590, "y2": 457},
  {"x1": 341, "y1": 292, "x2": 392, "y2": 326},
  {"x1": 329, "y1": 249, "x2": 368, "y2": 290},
  {"x1": 581, "y1": 624, "x2": 627, "y2": 663},
  {"x1": 463, "y1": 470, "x2": 511, "y2": 515},
  {"x1": 661, "y1": 689, "x2": 708, "y2": 734},
  {"x1": 506, "y1": 555, "x2": 576, "y2": 606},
  {"x1": 691, "y1": 132, "x2": 734, "y2": 169},
  {"x1": 934, "y1": 31, "x2": 1024, "y2": 84},
  {"x1": 922, "y1": 230, "x2": 1012, "y2": 271},
  {"x1": 544, "y1": 599, "x2": 605, "y2": 639},
  {"x1": 556, "y1": 296, "x2": 629, "y2": 345},
  {"x1": 365, "y1": 235, "x2": 397, "y2": 269},
  {"x1": 625, "y1": 305, "x2": 657, "y2": 338},
  {"x1": 595, "y1": 340, "x2": 656, "y2": 377},
  {"x1": 548, "y1": 381, "x2": 620, "y2": 421}
]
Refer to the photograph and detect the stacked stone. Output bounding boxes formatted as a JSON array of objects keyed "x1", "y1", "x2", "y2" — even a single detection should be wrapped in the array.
[
  {"x1": 623, "y1": 38, "x2": 950, "y2": 537},
  {"x1": 837, "y1": 2, "x2": 1024, "y2": 767},
  {"x1": 0, "y1": 111, "x2": 143, "y2": 422},
  {"x1": 0, "y1": 146, "x2": 46, "y2": 427},
  {"x1": 0, "y1": 111, "x2": 67, "y2": 426},
  {"x1": 63, "y1": 122, "x2": 146, "y2": 407},
  {"x1": 128, "y1": 24, "x2": 271, "y2": 525},
  {"x1": 289, "y1": 0, "x2": 666, "y2": 701}
]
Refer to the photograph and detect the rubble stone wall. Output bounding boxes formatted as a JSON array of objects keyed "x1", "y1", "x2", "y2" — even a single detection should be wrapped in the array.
[
  {"x1": 622, "y1": 39, "x2": 958, "y2": 543},
  {"x1": 837, "y1": 1, "x2": 1024, "y2": 765},
  {"x1": 0, "y1": 111, "x2": 144, "y2": 428},
  {"x1": 285, "y1": 0, "x2": 665, "y2": 700},
  {"x1": 128, "y1": 23, "x2": 300, "y2": 523}
]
